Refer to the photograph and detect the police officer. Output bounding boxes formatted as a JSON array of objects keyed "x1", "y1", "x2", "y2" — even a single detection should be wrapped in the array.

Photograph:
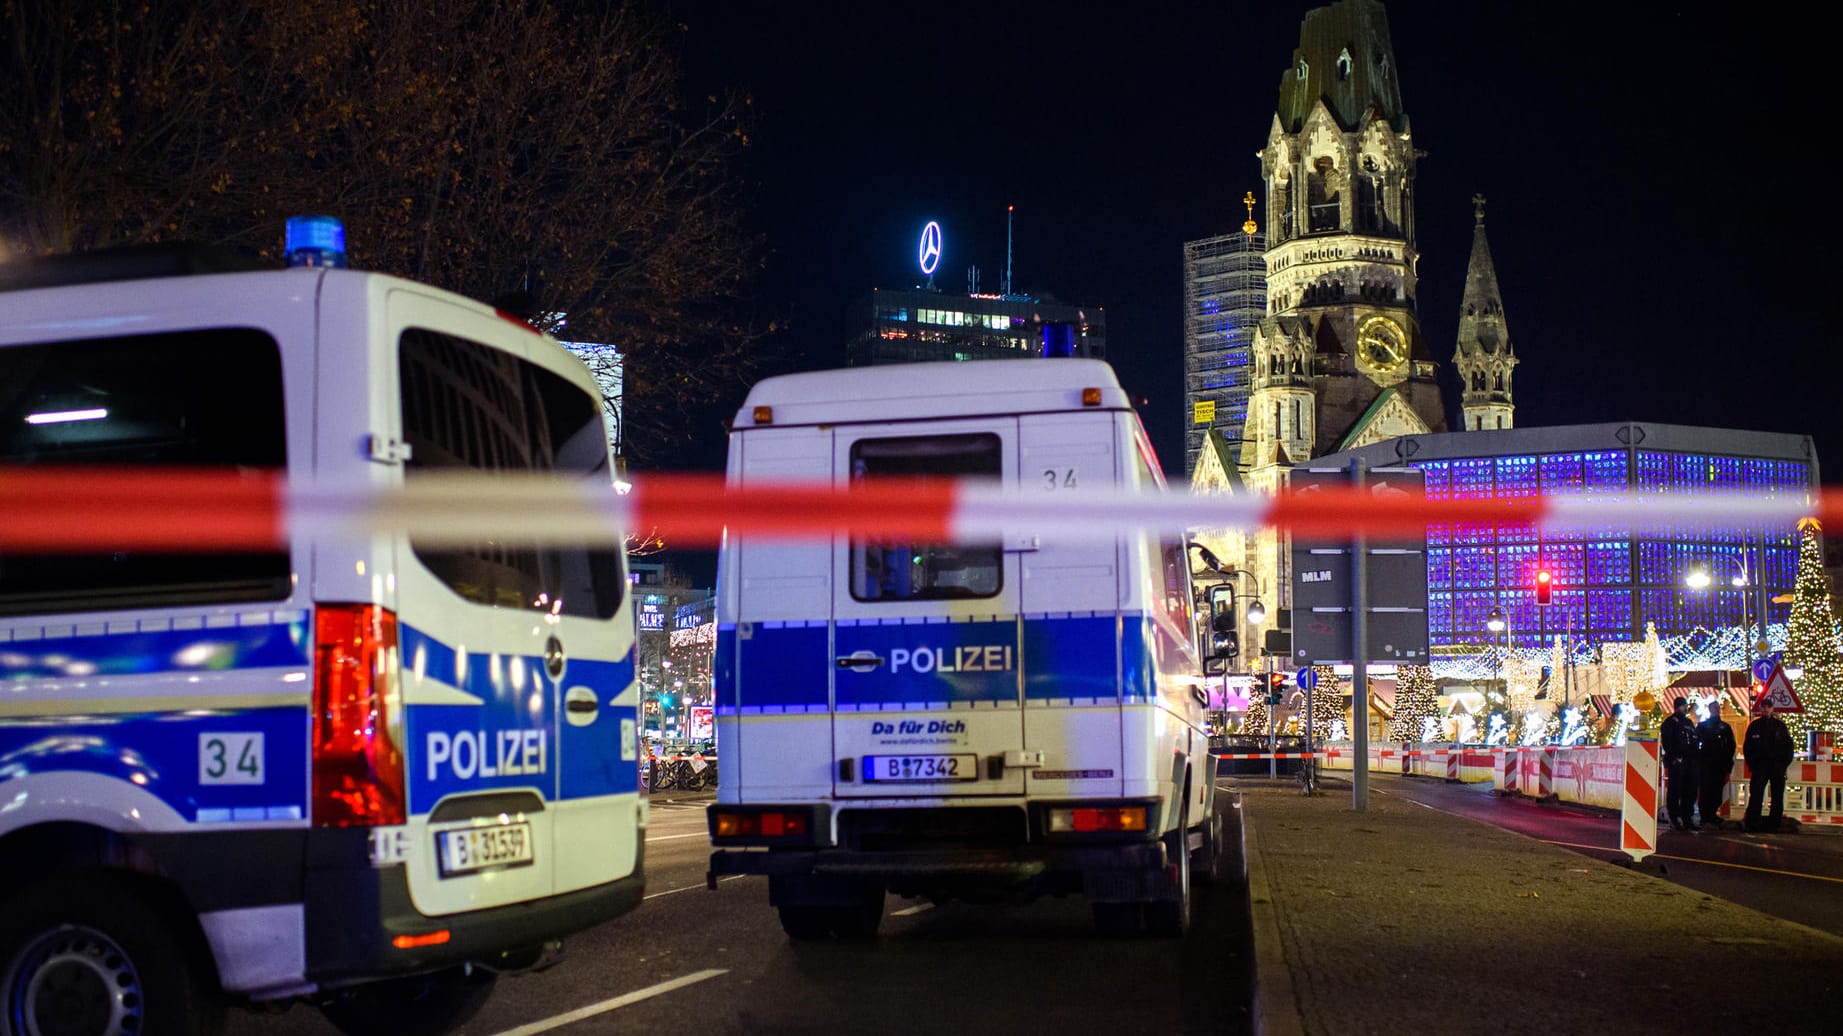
[
  {"x1": 1743, "y1": 701, "x2": 1796, "y2": 833},
  {"x1": 1660, "y1": 697, "x2": 1700, "y2": 831},
  {"x1": 1696, "y1": 701, "x2": 1737, "y2": 830}
]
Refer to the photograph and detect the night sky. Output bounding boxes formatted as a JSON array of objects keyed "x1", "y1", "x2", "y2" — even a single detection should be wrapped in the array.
[{"x1": 670, "y1": 2, "x2": 1829, "y2": 479}]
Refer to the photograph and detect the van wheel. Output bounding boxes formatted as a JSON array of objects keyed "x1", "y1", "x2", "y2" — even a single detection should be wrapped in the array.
[
  {"x1": 777, "y1": 904, "x2": 836, "y2": 941},
  {"x1": 830, "y1": 886, "x2": 885, "y2": 940},
  {"x1": 1091, "y1": 902, "x2": 1145, "y2": 937},
  {"x1": 1146, "y1": 800, "x2": 1193, "y2": 937},
  {"x1": 0, "y1": 874, "x2": 225, "y2": 1036},
  {"x1": 1194, "y1": 804, "x2": 1228, "y2": 886},
  {"x1": 318, "y1": 966, "x2": 495, "y2": 1036}
]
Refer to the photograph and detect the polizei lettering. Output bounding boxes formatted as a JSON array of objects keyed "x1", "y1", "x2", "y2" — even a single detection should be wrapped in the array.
[
  {"x1": 888, "y1": 644, "x2": 1014, "y2": 675},
  {"x1": 426, "y1": 729, "x2": 548, "y2": 782}
]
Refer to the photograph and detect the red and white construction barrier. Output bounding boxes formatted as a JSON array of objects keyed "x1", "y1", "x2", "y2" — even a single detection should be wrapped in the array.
[
  {"x1": 2, "y1": 466, "x2": 1840, "y2": 551},
  {"x1": 1620, "y1": 738, "x2": 1660, "y2": 862}
]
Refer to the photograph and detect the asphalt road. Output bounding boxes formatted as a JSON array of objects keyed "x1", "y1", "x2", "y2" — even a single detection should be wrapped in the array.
[
  {"x1": 1366, "y1": 775, "x2": 1843, "y2": 938},
  {"x1": 228, "y1": 790, "x2": 1255, "y2": 1035}
]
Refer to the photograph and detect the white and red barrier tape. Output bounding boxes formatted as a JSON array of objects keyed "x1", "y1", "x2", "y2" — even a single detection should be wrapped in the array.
[{"x1": 0, "y1": 466, "x2": 1833, "y2": 551}]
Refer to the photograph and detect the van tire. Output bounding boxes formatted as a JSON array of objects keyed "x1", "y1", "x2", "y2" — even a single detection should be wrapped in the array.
[
  {"x1": 1145, "y1": 799, "x2": 1193, "y2": 937},
  {"x1": 0, "y1": 873, "x2": 225, "y2": 1036},
  {"x1": 1194, "y1": 803, "x2": 1228, "y2": 886},
  {"x1": 777, "y1": 905, "x2": 835, "y2": 941},
  {"x1": 777, "y1": 884, "x2": 884, "y2": 941},
  {"x1": 318, "y1": 966, "x2": 495, "y2": 1036}
]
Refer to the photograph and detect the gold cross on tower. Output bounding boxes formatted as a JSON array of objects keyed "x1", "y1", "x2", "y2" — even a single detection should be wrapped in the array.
[
  {"x1": 1242, "y1": 190, "x2": 1259, "y2": 237},
  {"x1": 1471, "y1": 193, "x2": 1487, "y2": 224}
]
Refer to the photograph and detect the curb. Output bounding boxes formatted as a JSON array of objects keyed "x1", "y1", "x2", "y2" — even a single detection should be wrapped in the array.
[{"x1": 1242, "y1": 797, "x2": 1305, "y2": 1036}]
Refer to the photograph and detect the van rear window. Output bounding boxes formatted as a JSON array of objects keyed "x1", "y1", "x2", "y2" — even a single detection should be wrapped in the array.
[
  {"x1": 398, "y1": 328, "x2": 624, "y2": 619},
  {"x1": 848, "y1": 433, "x2": 1002, "y2": 601},
  {"x1": 0, "y1": 328, "x2": 291, "y2": 615}
]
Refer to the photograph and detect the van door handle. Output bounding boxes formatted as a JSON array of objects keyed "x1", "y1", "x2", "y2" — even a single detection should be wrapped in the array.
[
  {"x1": 564, "y1": 686, "x2": 599, "y2": 727},
  {"x1": 836, "y1": 651, "x2": 885, "y2": 671}
]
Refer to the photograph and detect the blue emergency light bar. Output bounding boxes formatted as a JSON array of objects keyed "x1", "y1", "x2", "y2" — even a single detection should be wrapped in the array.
[{"x1": 285, "y1": 216, "x2": 348, "y2": 268}]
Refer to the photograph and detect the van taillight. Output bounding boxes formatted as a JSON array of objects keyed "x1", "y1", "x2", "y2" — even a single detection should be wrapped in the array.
[{"x1": 313, "y1": 604, "x2": 407, "y2": 827}]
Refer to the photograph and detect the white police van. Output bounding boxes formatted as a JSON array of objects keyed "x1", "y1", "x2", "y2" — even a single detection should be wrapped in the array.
[
  {"x1": 0, "y1": 225, "x2": 644, "y2": 1036},
  {"x1": 707, "y1": 359, "x2": 1233, "y2": 938}
]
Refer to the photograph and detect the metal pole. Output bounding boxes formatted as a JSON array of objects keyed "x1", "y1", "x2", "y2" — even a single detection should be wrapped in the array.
[
  {"x1": 1268, "y1": 658, "x2": 1277, "y2": 780},
  {"x1": 1351, "y1": 457, "x2": 1369, "y2": 812}
]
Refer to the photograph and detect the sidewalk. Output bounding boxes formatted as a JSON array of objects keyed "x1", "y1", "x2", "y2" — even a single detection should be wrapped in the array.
[{"x1": 1239, "y1": 774, "x2": 1843, "y2": 1036}]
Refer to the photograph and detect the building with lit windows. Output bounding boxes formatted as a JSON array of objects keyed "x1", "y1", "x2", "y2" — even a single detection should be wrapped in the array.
[
  {"x1": 1182, "y1": 218, "x2": 1265, "y2": 476},
  {"x1": 1315, "y1": 422, "x2": 1818, "y2": 651},
  {"x1": 846, "y1": 287, "x2": 1105, "y2": 367}
]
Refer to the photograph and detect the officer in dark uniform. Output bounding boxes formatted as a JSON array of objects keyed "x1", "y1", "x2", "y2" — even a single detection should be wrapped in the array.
[
  {"x1": 1660, "y1": 697, "x2": 1700, "y2": 831},
  {"x1": 1743, "y1": 701, "x2": 1797, "y2": 833},
  {"x1": 1696, "y1": 702, "x2": 1737, "y2": 830}
]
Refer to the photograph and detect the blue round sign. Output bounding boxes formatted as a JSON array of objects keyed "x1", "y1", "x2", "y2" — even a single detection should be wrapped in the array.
[
  {"x1": 918, "y1": 221, "x2": 942, "y2": 276},
  {"x1": 1753, "y1": 658, "x2": 1776, "y2": 683},
  {"x1": 1295, "y1": 667, "x2": 1318, "y2": 691}
]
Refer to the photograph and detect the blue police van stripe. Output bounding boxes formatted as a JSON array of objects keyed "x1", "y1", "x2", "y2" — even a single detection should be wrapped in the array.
[
  {"x1": 733, "y1": 624, "x2": 829, "y2": 712},
  {"x1": 397, "y1": 623, "x2": 637, "y2": 816},
  {"x1": 1023, "y1": 614, "x2": 1121, "y2": 703},
  {"x1": 723, "y1": 613, "x2": 1158, "y2": 715},
  {"x1": 0, "y1": 618, "x2": 309, "y2": 680},
  {"x1": 0, "y1": 706, "x2": 309, "y2": 824},
  {"x1": 835, "y1": 617, "x2": 1018, "y2": 709}
]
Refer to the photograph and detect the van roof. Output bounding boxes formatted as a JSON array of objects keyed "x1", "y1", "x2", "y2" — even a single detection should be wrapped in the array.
[{"x1": 735, "y1": 358, "x2": 1131, "y2": 428}]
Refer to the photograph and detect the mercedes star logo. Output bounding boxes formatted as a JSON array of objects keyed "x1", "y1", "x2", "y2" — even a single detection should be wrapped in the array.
[{"x1": 918, "y1": 221, "x2": 942, "y2": 276}]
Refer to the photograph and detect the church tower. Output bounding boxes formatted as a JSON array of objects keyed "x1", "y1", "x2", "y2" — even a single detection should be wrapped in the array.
[
  {"x1": 1453, "y1": 195, "x2": 1517, "y2": 430},
  {"x1": 1250, "y1": 0, "x2": 1445, "y2": 465}
]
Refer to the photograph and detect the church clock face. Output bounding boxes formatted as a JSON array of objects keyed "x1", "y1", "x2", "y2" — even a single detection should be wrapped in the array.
[{"x1": 1355, "y1": 315, "x2": 1408, "y2": 377}]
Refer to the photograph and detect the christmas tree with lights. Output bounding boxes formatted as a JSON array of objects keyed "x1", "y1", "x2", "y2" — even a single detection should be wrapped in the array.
[
  {"x1": 1783, "y1": 523, "x2": 1843, "y2": 740},
  {"x1": 1388, "y1": 665, "x2": 1439, "y2": 742},
  {"x1": 1308, "y1": 664, "x2": 1347, "y2": 742},
  {"x1": 1242, "y1": 697, "x2": 1270, "y2": 737}
]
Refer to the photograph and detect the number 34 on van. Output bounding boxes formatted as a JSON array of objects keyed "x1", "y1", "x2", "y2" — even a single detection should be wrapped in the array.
[{"x1": 425, "y1": 729, "x2": 548, "y2": 781}]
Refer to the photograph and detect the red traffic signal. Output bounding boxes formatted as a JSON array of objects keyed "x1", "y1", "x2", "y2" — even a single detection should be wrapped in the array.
[
  {"x1": 1534, "y1": 569, "x2": 1554, "y2": 606},
  {"x1": 1268, "y1": 672, "x2": 1286, "y2": 690}
]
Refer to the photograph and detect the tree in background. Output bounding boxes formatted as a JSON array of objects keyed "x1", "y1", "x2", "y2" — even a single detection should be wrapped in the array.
[
  {"x1": 0, "y1": 1, "x2": 764, "y2": 461},
  {"x1": 1782, "y1": 523, "x2": 1843, "y2": 741},
  {"x1": 1388, "y1": 665, "x2": 1439, "y2": 742},
  {"x1": 1308, "y1": 664, "x2": 1345, "y2": 742}
]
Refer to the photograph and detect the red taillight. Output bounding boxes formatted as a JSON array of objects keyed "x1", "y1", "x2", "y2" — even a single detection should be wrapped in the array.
[
  {"x1": 391, "y1": 930, "x2": 451, "y2": 950},
  {"x1": 713, "y1": 810, "x2": 808, "y2": 839},
  {"x1": 313, "y1": 604, "x2": 406, "y2": 827},
  {"x1": 1047, "y1": 806, "x2": 1149, "y2": 834}
]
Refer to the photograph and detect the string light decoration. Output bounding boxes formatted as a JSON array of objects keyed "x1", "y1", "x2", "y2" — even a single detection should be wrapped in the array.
[
  {"x1": 1309, "y1": 664, "x2": 1345, "y2": 742},
  {"x1": 1388, "y1": 665, "x2": 1439, "y2": 742},
  {"x1": 1783, "y1": 525, "x2": 1843, "y2": 740},
  {"x1": 1241, "y1": 696, "x2": 1271, "y2": 737}
]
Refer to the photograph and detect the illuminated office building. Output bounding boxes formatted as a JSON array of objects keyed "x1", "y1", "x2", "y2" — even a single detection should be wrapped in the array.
[
  {"x1": 1316, "y1": 423, "x2": 1818, "y2": 650},
  {"x1": 1182, "y1": 220, "x2": 1266, "y2": 476},
  {"x1": 846, "y1": 288, "x2": 1105, "y2": 367}
]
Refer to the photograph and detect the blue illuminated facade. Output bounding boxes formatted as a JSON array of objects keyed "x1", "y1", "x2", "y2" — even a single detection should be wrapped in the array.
[{"x1": 1318, "y1": 424, "x2": 1818, "y2": 650}]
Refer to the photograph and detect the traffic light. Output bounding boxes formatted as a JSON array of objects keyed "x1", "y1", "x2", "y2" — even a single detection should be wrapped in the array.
[
  {"x1": 1267, "y1": 671, "x2": 1286, "y2": 705},
  {"x1": 1535, "y1": 569, "x2": 1554, "y2": 606}
]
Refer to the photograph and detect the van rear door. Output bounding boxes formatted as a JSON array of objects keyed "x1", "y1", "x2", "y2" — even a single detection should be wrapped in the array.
[
  {"x1": 831, "y1": 421, "x2": 1024, "y2": 798},
  {"x1": 383, "y1": 290, "x2": 635, "y2": 917},
  {"x1": 1017, "y1": 411, "x2": 1125, "y2": 798}
]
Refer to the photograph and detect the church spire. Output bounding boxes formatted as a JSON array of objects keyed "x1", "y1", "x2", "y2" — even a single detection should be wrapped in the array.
[{"x1": 1454, "y1": 195, "x2": 1518, "y2": 430}]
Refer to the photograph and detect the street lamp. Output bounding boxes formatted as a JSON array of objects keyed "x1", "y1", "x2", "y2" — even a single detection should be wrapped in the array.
[
  {"x1": 1486, "y1": 607, "x2": 1508, "y2": 710},
  {"x1": 1684, "y1": 552, "x2": 1765, "y2": 690}
]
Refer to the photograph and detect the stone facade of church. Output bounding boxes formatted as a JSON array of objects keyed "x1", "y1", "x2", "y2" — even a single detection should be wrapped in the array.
[{"x1": 1190, "y1": 0, "x2": 1519, "y2": 675}]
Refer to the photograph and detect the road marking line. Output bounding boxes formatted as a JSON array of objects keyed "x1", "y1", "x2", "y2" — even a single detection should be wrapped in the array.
[
  {"x1": 892, "y1": 902, "x2": 934, "y2": 916},
  {"x1": 489, "y1": 969, "x2": 728, "y2": 1036},
  {"x1": 1530, "y1": 840, "x2": 1843, "y2": 885},
  {"x1": 644, "y1": 875, "x2": 747, "y2": 900},
  {"x1": 645, "y1": 831, "x2": 709, "y2": 842}
]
